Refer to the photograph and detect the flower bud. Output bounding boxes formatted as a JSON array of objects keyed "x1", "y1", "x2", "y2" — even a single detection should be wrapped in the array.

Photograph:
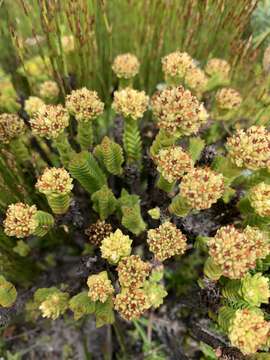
[
  {"x1": 185, "y1": 66, "x2": 208, "y2": 94},
  {"x1": 114, "y1": 288, "x2": 150, "y2": 321},
  {"x1": 147, "y1": 221, "x2": 187, "y2": 261},
  {"x1": 162, "y1": 51, "x2": 193, "y2": 81},
  {"x1": 87, "y1": 271, "x2": 114, "y2": 303},
  {"x1": 180, "y1": 167, "x2": 225, "y2": 210},
  {"x1": 208, "y1": 225, "x2": 270, "y2": 279},
  {"x1": 117, "y1": 255, "x2": 151, "y2": 289},
  {"x1": 112, "y1": 88, "x2": 149, "y2": 120},
  {"x1": 151, "y1": 86, "x2": 208, "y2": 136},
  {"x1": 39, "y1": 290, "x2": 69, "y2": 320},
  {"x1": 249, "y1": 182, "x2": 270, "y2": 217},
  {"x1": 155, "y1": 146, "x2": 193, "y2": 183},
  {"x1": 112, "y1": 53, "x2": 140, "y2": 79},
  {"x1": 65, "y1": 88, "x2": 104, "y2": 122},
  {"x1": 100, "y1": 229, "x2": 132, "y2": 264},
  {"x1": 24, "y1": 96, "x2": 45, "y2": 117},
  {"x1": 205, "y1": 58, "x2": 230, "y2": 80},
  {"x1": 30, "y1": 104, "x2": 69, "y2": 139},
  {"x1": 39, "y1": 80, "x2": 59, "y2": 102},
  {"x1": 36, "y1": 167, "x2": 73, "y2": 195},
  {"x1": 226, "y1": 126, "x2": 270, "y2": 170},
  {"x1": 215, "y1": 88, "x2": 242, "y2": 110},
  {"x1": 0, "y1": 113, "x2": 25, "y2": 144},
  {"x1": 3, "y1": 203, "x2": 38, "y2": 238},
  {"x1": 241, "y1": 273, "x2": 270, "y2": 307},
  {"x1": 228, "y1": 308, "x2": 269, "y2": 355},
  {"x1": 85, "y1": 220, "x2": 113, "y2": 246}
]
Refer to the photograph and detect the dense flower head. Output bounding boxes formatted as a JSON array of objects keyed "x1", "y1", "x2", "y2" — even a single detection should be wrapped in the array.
[
  {"x1": 36, "y1": 167, "x2": 73, "y2": 195},
  {"x1": 30, "y1": 104, "x2": 69, "y2": 139},
  {"x1": 241, "y1": 273, "x2": 270, "y2": 307},
  {"x1": 24, "y1": 96, "x2": 45, "y2": 117},
  {"x1": 226, "y1": 126, "x2": 270, "y2": 170},
  {"x1": 155, "y1": 146, "x2": 193, "y2": 183},
  {"x1": 162, "y1": 51, "x2": 194, "y2": 79},
  {"x1": 0, "y1": 113, "x2": 25, "y2": 144},
  {"x1": 215, "y1": 88, "x2": 242, "y2": 110},
  {"x1": 249, "y1": 182, "x2": 270, "y2": 217},
  {"x1": 3, "y1": 203, "x2": 38, "y2": 238},
  {"x1": 39, "y1": 291, "x2": 69, "y2": 320},
  {"x1": 114, "y1": 289, "x2": 150, "y2": 321},
  {"x1": 208, "y1": 225, "x2": 270, "y2": 279},
  {"x1": 65, "y1": 88, "x2": 104, "y2": 122},
  {"x1": 87, "y1": 271, "x2": 114, "y2": 303},
  {"x1": 39, "y1": 80, "x2": 59, "y2": 101},
  {"x1": 147, "y1": 221, "x2": 187, "y2": 261},
  {"x1": 112, "y1": 53, "x2": 140, "y2": 79},
  {"x1": 85, "y1": 220, "x2": 113, "y2": 246},
  {"x1": 112, "y1": 87, "x2": 149, "y2": 120},
  {"x1": 151, "y1": 86, "x2": 208, "y2": 135},
  {"x1": 180, "y1": 167, "x2": 225, "y2": 210},
  {"x1": 228, "y1": 308, "x2": 270, "y2": 355},
  {"x1": 205, "y1": 58, "x2": 230, "y2": 79},
  {"x1": 185, "y1": 66, "x2": 208, "y2": 93},
  {"x1": 117, "y1": 255, "x2": 151, "y2": 289},
  {"x1": 100, "y1": 229, "x2": 132, "y2": 264}
]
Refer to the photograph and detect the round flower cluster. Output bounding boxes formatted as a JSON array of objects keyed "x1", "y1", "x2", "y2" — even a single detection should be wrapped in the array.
[
  {"x1": 30, "y1": 104, "x2": 69, "y2": 139},
  {"x1": 185, "y1": 66, "x2": 208, "y2": 93},
  {"x1": 226, "y1": 126, "x2": 270, "y2": 170},
  {"x1": 0, "y1": 113, "x2": 25, "y2": 144},
  {"x1": 151, "y1": 86, "x2": 208, "y2": 135},
  {"x1": 249, "y1": 182, "x2": 270, "y2": 217},
  {"x1": 65, "y1": 88, "x2": 104, "y2": 122},
  {"x1": 215, "y1": 88, "x2": 242, "y2": 110},
  {"x1": 100, "y1": 229, "x2": 132, "y2": 264},
  {"x1": 24, "y1": 96, "x2": 45, "y2": 117},
  {"x1": 161, "y1": 51, "x2": 193, "y2": 80},
  {"x1": 112, "y1": 53, "x2": 140, "y2": 79},
  {"x1": 114, "y1": 289, "x2": 150, "y2": 321},
  {"x1": 112, "y1": 88, "x2": 149, "y2": 120},
  {"x1": 87, "y1": 271, "x2": 114, "y2": 303},
  {"x1": 228, "y1": 308, "x2": 270, "y2": 355},
  {"x1": 3, "y1": 203, "x2": 38, "y2": 238},
  {"x1": 205, "y1": 58, "x2": 230, "y2": 79},
  {"x1": 241, "y1": 273, "x2": 270, "y2": 307},
  {"x1": 155, "y1": 146, "x2": 193, "y2": 183},
  {"x1": 39, "y1": 80, "x2": 59, "y2": 101},
  {"x1": 39, "y1": 291, "x2": 69, "y2": 320},
  {"x1": 117, "y1": 255, "x2": 151, "y2": 289},
  {"x1": 180, "y1": 167, "x2": 225, "y2": 210},
  {"x1": 147, "y1": 221, "x2": 187, "y2": 261},
  {"x1": 85, "y1": 220, "x2": 113, "y2": 246},
  {"x1": 208, "y1": 225, "x2": 270, "y2": 279},
  {"x1": 36, "y1": 167, "x2": 73, "y2": 195}
]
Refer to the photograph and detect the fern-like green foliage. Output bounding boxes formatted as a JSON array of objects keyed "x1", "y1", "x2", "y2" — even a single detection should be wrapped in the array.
[
  {"x1": 77, "y1": 121, "x2": 94, "y2": 150},
  {"x1": 119, "y1": 189, "x2": 146, "y2": 235},
  {"x1": 123, "y1": 119, "x2": 142, "y2": 164},
  {"x1": 33, "y1": 211, "x2": 55, "y2": 237},
  {"x1": 150, "y1": 129, "x2": 176, "y2": 157},
  {"x1": 91, "y1": 185, "x2": 118, "y2": 220},
  {"x1": 9, "y1": 138, "x2": 30, "y2": 163},
  {"x1": 169, "y1": 194, "x2": 191, "y2": 217},
  {"x1": 69, "y1": 151, "x2": 107, "y2": 194},
  {"x1": 94, "y1": 136, "x2": 124, "y2": 175},
  {"x1": 54, "y1": 132, "x2": 76, "y2": 167},
  {"x1": 69, "y1": 291, "x2": 95, "y2": 320},
  {"x1": 46, "y1": 193, "x2": 71, "y2": 215}
]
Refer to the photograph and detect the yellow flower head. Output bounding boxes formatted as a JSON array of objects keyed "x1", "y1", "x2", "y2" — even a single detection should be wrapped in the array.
[
  {"x1": 215, "y1": 88, "x2": 242, "y2": 110},
  {"x1": 162, "y1": 51, "x2": 193, "y2": 80},
  {"x1": 24, "y1": 96, "x2": 45, "y2": 117},
  {"x1": 39, "y1": 291, "x2": 69, "y2": 320},
  {"x1": 205, "y1": 58, "x2": 230, "y2": 80},
  {"x1": 0, "y1": 113, "x2": 25, "y2": 144},
  {"x1": 114, "y1": 288, "x2": 150, "y2": 321},
  {"x1": 100, "y1": 229, "x2": 132, "y2": 264},
  {"x1": 185, "y1": 66, "x2": 208, "y2": 93},
  {"x1": 117, "y1": 255, "x2": 151, "y2": 289},
  {"x1": 65, "y1": 87, "x2": 104, "y2": 122},
  {"x1": 39, "y1": 80, "x2": 60, "y2": 101},
  {"x1": 36, "y1": 167, "x2": 73, "y2": 195},
  {"x1": 249, "y1": 182, "x2": 270, "y2": 217},
  {"x1": 87, "y1": 271, "x2": 114, "y2": 303},
  {"x1": 30, "y1": 104, "x2": 69, "y2": 139},
  {"x1": 112, "y1": 53, "x2": 140, "y2": 79},
  {"x1": 112, "y1": 87, "x2": 149, "y2": 120}
]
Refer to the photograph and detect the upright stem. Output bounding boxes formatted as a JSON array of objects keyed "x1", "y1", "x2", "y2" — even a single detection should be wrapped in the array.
[
  {"x1": 123, "y1": 118, "x2": 142, "y2": 165},
  {"x1": 54, "y1": 132, "x2": 75, "y2": 167},
  {"x1": 77, "y1": 121, "x2": 94, "y2": 150},
  {"x1": 156, "y1": 174, "x2": 175, "y2": 193},
  {"x1": 9, "y1": 138, "x2": 30, "y2": 163},
  {"x1": 46, "y1": 193, "x2": 71, "y2": 215},
  {"x1": 150, "y1": 129, "x2": 177, "y2": 157}
]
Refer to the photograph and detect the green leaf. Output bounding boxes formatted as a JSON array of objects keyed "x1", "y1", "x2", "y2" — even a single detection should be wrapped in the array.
[
  {"x1": 188, "y1": 137, "x2": 205, "y2": 162},
  {"x1": 13, "y1": 240, "x2": 31, "y2": 257},
  {"x1": 69, "y1": 291, "x2": 95, "y2": 320},
  {"x1": 95, "y1": 297, "x2": 115, "y2": 328},
  {"x1": 0, "y1": 275, "x2": 17, "y2": 307}
]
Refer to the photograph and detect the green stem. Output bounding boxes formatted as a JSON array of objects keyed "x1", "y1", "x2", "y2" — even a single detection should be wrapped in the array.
[
  {"x1": 33, "y1": 210, "x2": 54, "y2": 237},
  {"x1": 54, "y1": 132, "x2": 75, "y2": 167},
  {"x1": 123, "y1": 118, "x2": 142, "y2": 164},
  {"x1": 77, "y1": 121, "x2": 94, "y2": 150},
  {"x1": 119, "y1": 78, "x2": 133, "y2": 89},
  {"x1": 9, "y1": 138, "x2": 30, "y2": 163},
  {"x1": 156, "y1": 174, "x2": 175, "y2": 193},
  {"x1": 46, "y1": 193, "x2": 71, "y2": 215},
  {"x1": 203, "y1": 257, "x2": 223, "y2": 281}
]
